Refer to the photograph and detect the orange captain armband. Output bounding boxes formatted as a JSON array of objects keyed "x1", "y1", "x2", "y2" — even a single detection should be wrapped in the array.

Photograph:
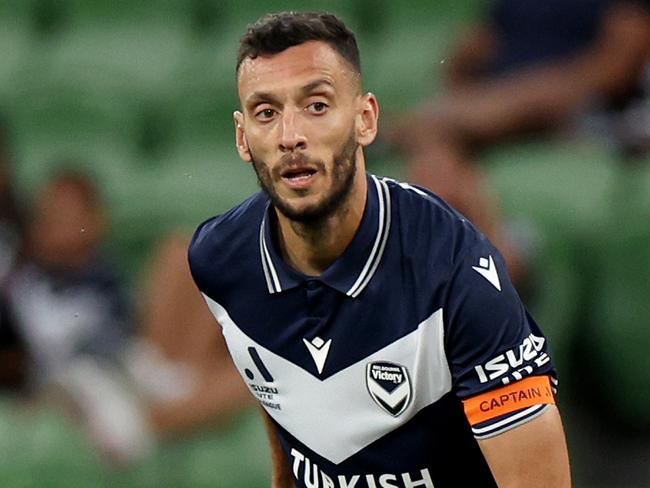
[{"x1": 463, "y1": 375, "x2": 556, "y2": 426}]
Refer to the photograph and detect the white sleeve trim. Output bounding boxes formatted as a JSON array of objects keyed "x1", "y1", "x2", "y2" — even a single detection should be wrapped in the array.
[{"x1": 472, "y1": 404, "x2": 551, "y2": 440}]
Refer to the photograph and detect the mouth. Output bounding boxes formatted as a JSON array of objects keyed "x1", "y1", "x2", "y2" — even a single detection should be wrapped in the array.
[{"x1": 280, "y1": 166, "x2": 318, "y2": 188}]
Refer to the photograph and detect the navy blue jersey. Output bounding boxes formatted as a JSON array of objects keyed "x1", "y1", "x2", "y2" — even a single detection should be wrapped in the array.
[
  {"x1": 4, "y1": 253, "x2": 132, "y2": 385},
  {"x1": 189, "y1": 174, "x2": 557, "y2": 488},
  {"x1": 487, "y1": 0, "x2": 650, "y2": 76}
]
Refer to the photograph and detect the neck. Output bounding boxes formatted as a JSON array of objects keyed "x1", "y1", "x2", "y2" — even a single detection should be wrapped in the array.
[{"x1": 275, "y1": 169, "x2": 367, "y2": 277}]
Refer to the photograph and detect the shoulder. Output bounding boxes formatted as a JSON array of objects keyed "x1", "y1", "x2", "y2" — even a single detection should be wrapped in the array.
[
  {"x1": 380, "y1": 176, "x2": 484, "y2": 270},
  {"x1": 188, "y1": 192, "x2": 268, "y2": 291},
  {"x1": 385, "y1": 179, "x2": 511, "y2": 310}
]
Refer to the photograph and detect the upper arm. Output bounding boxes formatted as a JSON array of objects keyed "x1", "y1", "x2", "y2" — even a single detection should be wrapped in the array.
[
  {"x1": 443, "y1": 232, "x2": 561, "y2": 426},
  {"x1": 443, "y1": 234, "x2": 570, "y2": 484},
  {"x1": 478, "y1": 405, "x2": 571, "y2": 488},
  {"x1": 444, "y1": 238, "x2": 556, "y2": 409},
  {"x1": 261, "y1": 410, "x2": 295, "y2": 488}
]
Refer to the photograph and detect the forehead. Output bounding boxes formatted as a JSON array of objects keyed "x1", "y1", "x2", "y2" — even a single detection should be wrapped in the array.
[{"x1": 237, "y1": 41, "x2": 358, "y2": 101}]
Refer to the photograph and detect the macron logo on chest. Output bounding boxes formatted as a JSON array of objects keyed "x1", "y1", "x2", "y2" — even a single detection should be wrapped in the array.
[{"x1": 303, "y1": 336, "x2": 332, "y2": 374}]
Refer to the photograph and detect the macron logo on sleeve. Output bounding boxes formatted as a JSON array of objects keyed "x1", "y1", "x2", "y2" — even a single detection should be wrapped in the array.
[{"x1": 472, "y1": 255, "x2": 501, "y2": 291}]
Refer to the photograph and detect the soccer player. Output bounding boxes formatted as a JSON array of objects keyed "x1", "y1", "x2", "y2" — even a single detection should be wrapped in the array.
[{"x1": 189, "y1": 11, "x2": 571, "y2": 488}]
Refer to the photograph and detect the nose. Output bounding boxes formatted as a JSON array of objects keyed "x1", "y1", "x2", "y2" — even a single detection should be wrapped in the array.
[{"x1": 279, "y1": 110, "x2": 307, "y2": 152}]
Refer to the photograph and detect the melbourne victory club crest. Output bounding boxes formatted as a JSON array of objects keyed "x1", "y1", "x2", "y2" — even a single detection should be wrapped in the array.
[{"x1": 366, "y1": 361, "x2": 412, "y2": 416}]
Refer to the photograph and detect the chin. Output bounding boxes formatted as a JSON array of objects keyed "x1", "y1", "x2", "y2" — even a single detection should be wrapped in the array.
[{"x1": 276, "y1": 196, "x2": 332, "y2": 223}]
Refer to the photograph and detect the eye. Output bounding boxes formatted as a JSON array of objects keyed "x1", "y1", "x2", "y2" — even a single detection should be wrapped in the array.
[
  {"x1": 306, "y1": 101, "x2": 328, "y2": 114},
  {"x1": 255, "y1": 108, "x2": 276, "y2": 121}
]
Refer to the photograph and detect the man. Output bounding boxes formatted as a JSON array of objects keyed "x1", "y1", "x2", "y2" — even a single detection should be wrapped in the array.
[
  {"x1": 189, "y1": 11, "x2": 570, "y2": 488},
  {"x1": 389, "y1": 0, "x2": 650, "y2": 283},
  {"x1": 1, "y1": 168, "x2": 154, "y2": 463}
]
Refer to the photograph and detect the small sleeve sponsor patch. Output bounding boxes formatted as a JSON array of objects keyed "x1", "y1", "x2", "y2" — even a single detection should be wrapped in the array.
[{"x1": 463, "y1": 375, "x2": 555, "y2": 427}]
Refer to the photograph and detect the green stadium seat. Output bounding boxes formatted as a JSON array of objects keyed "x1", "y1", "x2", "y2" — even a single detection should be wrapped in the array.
[
  {"x1": 0, "y1": 19, "x2": 32, "y2": 101},
  {"x1": 63, "y1": 0, "x2": 186, "y2": 27},
  {"x1": 583, "y1": 163, "x2": 650, "y2": 428},
  {"x1": 0, "y1": 397, "x2": 271, "y2": 487}
]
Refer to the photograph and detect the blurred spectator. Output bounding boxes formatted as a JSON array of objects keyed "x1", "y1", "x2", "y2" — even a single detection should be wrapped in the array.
[
  {"x1": 389, "y1": 0, "x2": 650, "y2": 283},
  {"x1": 1, "y1": 167, "x2": 153, "y2": 463},
  {"x1": 5, "y1": 169, "x2": 132, "y2": 387},
  {"x1": 0, "y1": 118, "x2": 28, "y2": 390},
  {"x1": 0, "y1": 166, "x2": 252, "y2": 465},
  {"x1": 0, "y1": 118, "x2": 22, "y2": 285}
]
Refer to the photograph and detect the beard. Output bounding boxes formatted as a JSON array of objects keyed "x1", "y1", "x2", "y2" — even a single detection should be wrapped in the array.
[{"x1": 250, "y1": 132, "x2": 359, "y2": 224}]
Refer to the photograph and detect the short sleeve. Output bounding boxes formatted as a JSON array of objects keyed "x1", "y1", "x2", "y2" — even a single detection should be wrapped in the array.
[{"x1": 444, "y1": 236, "x2": 557, "y2": 438}]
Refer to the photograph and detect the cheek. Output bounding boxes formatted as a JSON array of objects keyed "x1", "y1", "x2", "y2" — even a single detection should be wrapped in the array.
[
  {"x1": 310, "y1": 118, "x2": 355, "y2": 155},
  {"x1": 324, "y1": 120, "x2": 357, "y2": 156},
  {"x1": 246, "y1": 130, "x2": 278, "y2": 164},
  {"x1": 247, "y1": 119, "x2": 280, "y2": 146}
]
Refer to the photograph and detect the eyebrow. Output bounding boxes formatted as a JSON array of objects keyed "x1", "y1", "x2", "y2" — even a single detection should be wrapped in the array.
[
  {"x1": 300, "y1": 78, "x2": 335, "y2": 96},
  {"x1": 244, "y1": 91, "x2": 282, "y2": 111},
  {"x1": 245, "y1": 79, "x2": 336, "y2": 109}
]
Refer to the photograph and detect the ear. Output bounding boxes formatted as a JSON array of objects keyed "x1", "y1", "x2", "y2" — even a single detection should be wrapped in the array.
[
  {"x1": 233, "y1": 111, "x2": 252, "y2": 162},
  {"x1": 356, "y1": 92, "x2": 379, "y2": 147}
]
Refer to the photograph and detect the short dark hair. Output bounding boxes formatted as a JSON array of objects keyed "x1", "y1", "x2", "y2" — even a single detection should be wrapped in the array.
[{"x1": 237, "y1": 11, "x2": 361, "y2": 77}]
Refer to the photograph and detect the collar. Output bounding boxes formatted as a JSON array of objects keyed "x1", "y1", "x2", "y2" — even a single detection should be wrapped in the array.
[{"x1": 259, "y1": 174, "x2": 392, "y2": 298}]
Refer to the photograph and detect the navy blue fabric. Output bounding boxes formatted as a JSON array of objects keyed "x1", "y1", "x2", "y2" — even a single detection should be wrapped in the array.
[
  {"x1": 486, "y1": 0, "x2": 649, "y2": 75},
  {"x1": 488, "y1": 0, "x2": 608, "y2": 74},
  {"x1": 6, "y1": 252, "x2": 132, "y2": 366},
  {"x1": 189, "y1": 174, "x2": 557, "y2": 485},
  {"x1": 273, "y1": 393, "x2": 497, "y2": 487}
]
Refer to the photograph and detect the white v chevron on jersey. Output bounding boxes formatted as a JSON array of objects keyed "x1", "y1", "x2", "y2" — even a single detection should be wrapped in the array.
[
  {"x1": 203, "y1": 295, "x2": 452, "y2": 465},
  {"x1": 472, "y1": 255, "x2": 501, "y2": 291},
  {"x1": 303, "y1": 336, "x2": 332, "y2": 374},
  {"x1": 367, "y1": 379, "x2": 410, "y2": 411}
]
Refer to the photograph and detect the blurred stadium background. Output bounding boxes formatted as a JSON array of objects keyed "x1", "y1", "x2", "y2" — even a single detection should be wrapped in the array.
[{"x1": 1, "y1": 0, "x2": 649, "y2": 486}]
